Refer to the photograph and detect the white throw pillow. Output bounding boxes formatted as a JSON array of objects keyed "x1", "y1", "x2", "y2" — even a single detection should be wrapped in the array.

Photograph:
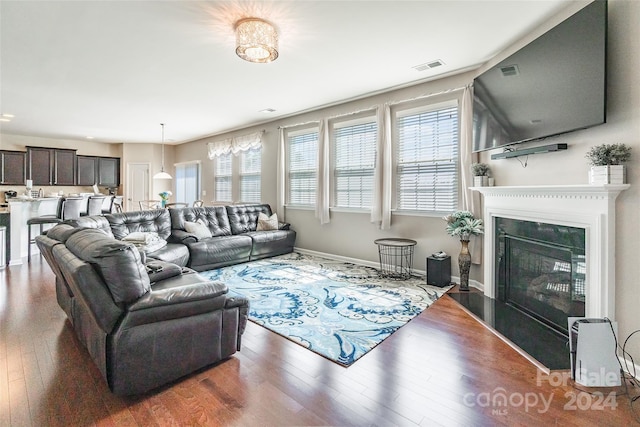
[
  {"x1": 184, "y1": 220, "x2": 212, "y2": 239},
  {"x1": 257, "y1": 212, "x2": 279, "y2": 231}
]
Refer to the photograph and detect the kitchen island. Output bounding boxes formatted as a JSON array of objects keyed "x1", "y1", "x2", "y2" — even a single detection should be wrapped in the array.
[{"x1": 7, "y1": 198, "x2": 60, "y2": 265}]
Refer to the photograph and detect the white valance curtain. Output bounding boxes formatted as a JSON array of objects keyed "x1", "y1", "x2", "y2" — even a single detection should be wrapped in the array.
[{"x1": 207, "y1": 131, "x2": 264, "y2": 159}]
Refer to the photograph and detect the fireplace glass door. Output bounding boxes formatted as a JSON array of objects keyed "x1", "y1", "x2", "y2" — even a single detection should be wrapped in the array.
[{"x1": 496, "y1": 218, "x2": 586, "y2": 336}]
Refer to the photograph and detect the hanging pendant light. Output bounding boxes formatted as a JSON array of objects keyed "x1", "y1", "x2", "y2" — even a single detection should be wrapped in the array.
[{"x1": 153, "y1": 123, "x2": 172, "y2": 179}]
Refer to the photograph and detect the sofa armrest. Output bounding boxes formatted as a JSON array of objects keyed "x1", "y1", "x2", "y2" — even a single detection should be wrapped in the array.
[
  {"x1": 169, "y1": 229, "x2": 198, "y2": 244},
  {"x1": 122, "y1": 278, "x2": 229, "y2": 328},
  {"x1": 278, "y1": 222, "x2": 291, "y2": 230}
]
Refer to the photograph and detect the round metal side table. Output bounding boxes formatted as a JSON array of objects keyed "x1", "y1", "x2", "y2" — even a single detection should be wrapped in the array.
[{"x1": 374, "y1": 238, "x2": 417, "y2": 280}]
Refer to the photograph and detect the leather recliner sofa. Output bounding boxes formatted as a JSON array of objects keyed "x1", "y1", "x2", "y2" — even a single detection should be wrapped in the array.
[
  {"x1": 36, "y1": 224, "x2": 249, "y2": 396},
  {"x1": 169, "y1": 204, "x2": 296, "y2": 271}
]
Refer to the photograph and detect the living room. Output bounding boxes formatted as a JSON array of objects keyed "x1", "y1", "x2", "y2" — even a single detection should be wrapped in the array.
[{"x1": 1, "y1": 0, "x2": 639, "y2": 425}]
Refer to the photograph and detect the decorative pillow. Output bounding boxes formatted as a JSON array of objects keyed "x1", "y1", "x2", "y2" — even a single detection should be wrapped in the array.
[
  {"x1": 257, "y1": 212, "x2": 279, "y2": 231},
  {"x1": 184, "y1": 220, "x2": 213, "y2": 239}
]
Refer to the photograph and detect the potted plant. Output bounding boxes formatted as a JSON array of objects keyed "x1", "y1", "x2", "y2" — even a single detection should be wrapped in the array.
[
  {"x1": 471, "y1": 162, "x2": 491, "y2": 187},
  {"x1": 585, "y1": 143, "x2": 631, "y2": 184},
  {"x1": 443, "y1": 210, "x2": 484, "y2": 291}
]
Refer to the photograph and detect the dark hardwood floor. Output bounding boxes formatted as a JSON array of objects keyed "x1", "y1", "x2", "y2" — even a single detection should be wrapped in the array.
[{"x1": 2, "y1": 256, "x2": 639, "y2": 426}]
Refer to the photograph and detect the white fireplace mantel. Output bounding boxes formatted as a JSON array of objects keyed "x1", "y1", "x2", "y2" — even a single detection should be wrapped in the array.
[{"x1": 471, "y1": 184, "x2": 629, "y2": 320}]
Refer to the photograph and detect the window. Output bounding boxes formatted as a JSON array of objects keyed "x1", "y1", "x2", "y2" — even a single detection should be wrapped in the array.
[
  {"x1": 175, "y1": 162, "x2": 200, "y2": 205},
  {"x1": 395, "y1": 102, "x2": 459, "y2": 213},
  {"x1": 239, "y1": 147, "x2": 261, "y2": 203},
  {"x1": 214, "y1": 153, "x2": 232, "y2": 202},
  {"x1": 333, "y1": 118, "x2": 376, "y2": 209},
  {"x1": 287, "y1": 129, "x2": 318, "y2": 206}
]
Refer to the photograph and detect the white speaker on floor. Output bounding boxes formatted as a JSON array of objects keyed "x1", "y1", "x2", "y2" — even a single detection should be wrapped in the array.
[{"x1": 568, "y1": 317, "x2": 621, "y2": 387}]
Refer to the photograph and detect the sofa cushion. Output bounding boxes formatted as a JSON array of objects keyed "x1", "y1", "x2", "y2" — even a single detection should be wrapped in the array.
[
  {"x1": 66, "y1": 229, "x2": 151, "y2": 304},
  {"x1": 65, "y1": 215, "x2": 115, "y2": 238},
  {"x1": 184, "y1": 220, "x2": 213, "y2": 239},
  {"x1": 46, "y1": 223, "x2": 87, "y2": 242},
  {"x1": 146, "y1": 243, "x2": 190, "y2": 267},
  {"x1": 170, "y1": 206, "x2": 232, "y2": 237},
  {"x1": 226, "y1": 204, "x2": 273, "y2": 235},
  {"x1": 256, "y1": 212, "x2": 279, "y2": 231},
  {"x1": 106, "y1": 209, "x2": 172, "y2": 241},
  {"x1": 186, "y1": 235, "x2": 253, "y2": 271}
]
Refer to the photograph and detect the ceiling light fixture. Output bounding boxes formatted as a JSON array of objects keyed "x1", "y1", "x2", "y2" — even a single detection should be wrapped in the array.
[
  {"x1": 153, "y1": 123, "x2": 172, "y2": 180},
  {"x1": 235, "y1": 18, "x2": 279, "y2": 63}
]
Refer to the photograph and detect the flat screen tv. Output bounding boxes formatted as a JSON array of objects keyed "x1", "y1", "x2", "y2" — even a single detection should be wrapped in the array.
[{"x1": 472, "y1": 0, "x2": 607, "y2": 153}]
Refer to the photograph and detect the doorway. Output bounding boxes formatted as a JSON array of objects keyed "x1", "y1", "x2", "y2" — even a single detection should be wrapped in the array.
[{"x1": 126, "y1": 163, "x2": 150, "y2": 211}]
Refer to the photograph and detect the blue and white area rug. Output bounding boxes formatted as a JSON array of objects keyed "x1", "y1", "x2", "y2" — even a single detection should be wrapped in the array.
[{"x1": 202, "y1": 252, "x2": 450, "y2": 366}]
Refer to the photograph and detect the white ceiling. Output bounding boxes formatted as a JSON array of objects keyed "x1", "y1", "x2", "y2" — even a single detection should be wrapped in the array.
[{"x1": 0, "y1": 0, "x2": 574, "y2": 145}]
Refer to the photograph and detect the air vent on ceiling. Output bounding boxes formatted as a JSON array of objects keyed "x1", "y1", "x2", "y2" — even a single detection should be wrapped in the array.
[
  {"x1": 500, "y1": 64, "x2": 520, "y2": 77},
  {"x1": 412, "y1": 60, "x2": 445, "y2": 72}
]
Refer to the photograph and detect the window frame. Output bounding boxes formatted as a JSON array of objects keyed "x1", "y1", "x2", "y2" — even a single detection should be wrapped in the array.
[
  {"x1": 285, "y1": 126, "x2": 319, "y2": 208},
  {"x1": 329, "y1": 114, "x2": 377, "y2": 211},
  {"x1": 238, "y1": 146, "x2": 262, "y2": 204},
  {"x1": 392, "y1": 99, "x2": 460, "y2": 216}
]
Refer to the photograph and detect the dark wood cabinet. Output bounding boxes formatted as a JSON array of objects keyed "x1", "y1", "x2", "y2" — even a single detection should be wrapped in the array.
[
  {"x1": 98, "y1": 157, "x2": 120, "y2": 187},
  {"x1": 77, "y1": 155, "x2": 98, "y2": 186},
  {"x1": 27, "y1": 147, "x2": 76, "y2": 186},
  {"x1": 53, "y1": 149, "x2": 76, "y2": 185},
  {"x1": 27, "y1": 147, "x2": 53, "y2": 185},
  {"x1": 0, "y1": 150, "x2": 27, "y2": 185},
  {"x1": 76, "y1": 156, "x2": 120, "y2": 187}
]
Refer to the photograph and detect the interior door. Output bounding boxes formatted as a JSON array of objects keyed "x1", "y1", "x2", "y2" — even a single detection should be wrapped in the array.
[{"x1": 127, "y1": 163, "x2": 150, "y2": 211}]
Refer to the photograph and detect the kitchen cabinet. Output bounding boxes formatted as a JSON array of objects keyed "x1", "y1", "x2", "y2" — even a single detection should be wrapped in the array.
[
  {"x1": 77, "y1": 156, "x2": 120, "y2": 187},
  {"x1": 98, "y1": 157, "x2": 120, "y2": 187},
  {"x1": 0, "y1": 150, "x2": 27, "y2": 185},
  {"x1": 27, "y1": 147, "x2": 76, "y2": 186},
  {"x1": 77, "y1": 155, "x2": 98, "y2": 186}
]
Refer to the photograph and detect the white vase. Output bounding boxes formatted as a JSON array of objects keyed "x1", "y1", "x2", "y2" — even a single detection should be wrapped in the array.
[
  {"x1": 473, "y1": 176, "x2": 488, "y2": 187},
  {"x1": 589, "y1": 165, "x2": 626, "y2": 184}
]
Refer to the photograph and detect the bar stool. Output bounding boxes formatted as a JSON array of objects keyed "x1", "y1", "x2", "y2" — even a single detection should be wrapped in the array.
[
  {"x1": 101, "y1": 195, "x2": 115, "y2": 214},
  {"x1": 87, "y1": 195, "x2": 106, "y2": 216},
  {"x1": 27, "y1": 198, "x2": 63, "y2": 262},
  {"x1": 27, "y1": 197, "x2": 84, "y2": 261},
  {"x1": 112, "y1": 196, "x2": 123, "y2": 213}
]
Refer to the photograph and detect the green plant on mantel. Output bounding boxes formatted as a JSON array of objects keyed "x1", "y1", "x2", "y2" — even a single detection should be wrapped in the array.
[
  {"x1": 471, "y1": 162, "x2": 491, "y2": 176},
  {"x1": 585, "y1": 143, "x2": 631, "y2": 166}
]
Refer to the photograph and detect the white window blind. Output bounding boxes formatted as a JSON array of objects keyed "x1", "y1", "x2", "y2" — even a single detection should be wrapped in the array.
[
  {"x1": 175, "y1": 162, "x2": 200, "y2": 205},
  {"x1": 287, "y1": 130, "x2": 318, "y2": 206},
  {"x1": 333, "y1": 119, "x2": 376, "y2": 209},
  {"x1": 214, "y1": 153, "x2": 232, "y2": 202},
  {"x1": 239, "y1": 147, "x2": 261, "y2": 203},
  {"x1": 396, "y1": 104, "x2": 459, "y2": 212}
]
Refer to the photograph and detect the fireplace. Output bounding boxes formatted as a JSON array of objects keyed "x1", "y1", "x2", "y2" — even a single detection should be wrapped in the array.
[
  {"x1": 473, "y1": 184, "x2": 629, "y2": 322},
  {"x1": 460, "y1": 185, "x2": 629, "y2": 369},
  {"x1": 495, "y1": 217, "x2": 585, "y2": 335}
]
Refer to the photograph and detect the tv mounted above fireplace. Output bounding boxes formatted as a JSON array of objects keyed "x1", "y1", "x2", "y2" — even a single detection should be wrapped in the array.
[{"x1": 472, "y1": 0, "x2": 607, "y2": 153}]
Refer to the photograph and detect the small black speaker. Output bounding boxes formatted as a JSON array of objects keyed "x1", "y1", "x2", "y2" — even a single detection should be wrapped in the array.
[{"x1": 426, "y1": 255, "x2": 451, "y2": 287}]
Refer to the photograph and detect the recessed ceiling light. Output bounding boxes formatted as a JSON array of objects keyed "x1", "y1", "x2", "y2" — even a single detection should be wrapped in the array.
[
  {"x1": 259, "y1": 108, "x2": 276, "y2": 113},
  {"x1": 0, "y1": 118, "x2": 10, "y2": 122},
  {"x1": 86, "y1": 136, "x2": 94, "y2": 139},
  {"x1": 1, "y1": 113, "x2": 15, "y2": 118}
]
